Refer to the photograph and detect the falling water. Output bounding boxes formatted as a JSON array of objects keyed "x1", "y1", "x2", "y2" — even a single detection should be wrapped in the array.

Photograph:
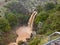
[{"x1": 28, "y1": 11, "x2": 37, "y2": 27}]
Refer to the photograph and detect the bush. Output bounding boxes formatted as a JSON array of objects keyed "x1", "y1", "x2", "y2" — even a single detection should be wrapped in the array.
[
  {"x1": 56, "y1": 5, "x2": 60, "y2": 11},
  {"x1": 0, "y1": 17, "x2": 11, "y2": 32},
  {"x1": 4, "y1": 2, "x2": 29, "y2": 15},
  {"x1": 36, "y1": 5, "x2": 43, "y2": 13},
  {"x1": 44, "y1": 3, "x2": 56, "y2": 11},
  {"x1": 37, "y1": 11, "x2": 60, "y2": 35},
  {"x1": 29, "y1": 37, "x2": 41, "y2": 45},
  {"x1": 5, "y1": 12, "x2": 18, "y2": 27},
  {"x1": 35, "y1": 12, "x2": 49, "y2": 24},
  {"x1": 16, "y1": 13, "x2": 30, "y2": 25}
]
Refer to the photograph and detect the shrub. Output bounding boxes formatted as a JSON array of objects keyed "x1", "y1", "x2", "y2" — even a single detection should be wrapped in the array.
[
  {"x1": 44, "y1": 3, "x2": 56, "y2": 11},
  {"x1": 5, "y1": 12, "x2": 18, "y2": 27},
  {"x1": 35, "y1": 12, "x2": 49, "y2": 24},
  {"x1": 0, "y1": 17, "x2": 11, "y2": 32},
  {"x1": 36, "y1": 5, "x2": 43, "y2": 13}
]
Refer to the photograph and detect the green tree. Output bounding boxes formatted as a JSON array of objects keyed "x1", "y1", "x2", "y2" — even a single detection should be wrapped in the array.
[
  {"x1": 36, "y1": 5, "x2": 43, "y2": 13},
  {"x1": 0, "y1": 17, "x2": 11, "y2": 32},
  {"x1": 37, "y1": 11, "x2": 60, "y2": 35},
  {"x1": 28, "y1": 36, "x2": 41, "y2": 45},
  {"x1": 16, "y1": 13, "x2": 29, "y2": 25},
  {"x1": 44, "y1": 3, "x2": 56, "y2": 11},
  {"x1": 57, "y1": 5, "x2": 60, "y2": 11},
  {"x1": 5, "y1": 12, "x2": 18, "y2": 27},
  {"x1": 35, "y1": 12, "x2": 49, "y2": 24}
]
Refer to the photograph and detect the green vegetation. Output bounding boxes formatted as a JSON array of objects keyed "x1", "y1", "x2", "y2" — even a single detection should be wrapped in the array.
[
  {"x1": 35, "y1": 12, "x2": 49, "y2": 24},
  {"x1": 44, "y1": 3, "x2": 56, "y2": 11},
  {"x1": 28, "y1": 35, "x2": 48, "y2": 45},
  {"x1": 28, "y1": 36, "x2": 41, "y2": 45},
  {"x1": 28, "y1": 2, "x2": 60, "y2": 45},
  {"x1": 0, "y1": 1, "x2": 60, "y2": 45},
  {"x1": 36, "y1": 5, "x2": 43, "y2": 13},
  {"x1": 5, "y1": 12, "x2": 18, "y2": 27},
  {"x1": 0, "y1": 1, "x2": 30, "y2": 45},
  {"x1": 16, "y1": 13, "x2": 30, "y2": 25},
  {"x1": 34, "y1": 2, "x2": 60, "y2": 35},
  {"x1": 0, "y1": 17, "x2": 11, "y2": 32}
]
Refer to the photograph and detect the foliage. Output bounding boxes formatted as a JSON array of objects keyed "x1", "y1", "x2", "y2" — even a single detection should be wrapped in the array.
[
  {"x1": 35, "y1": 11, "x2": 49, "y2": 24},
  {"x1": 5, "y1": 12, "x2": 18, "y2": 27},
  {"x1": 0, "y1": 17, "x2": 11, "y2": 32},
  {"x1": 0, "y1": 29, "x2": 17, "y2": 45},
  {"x1": 35, "y1": 11, "x2": 60, "y2": 35},
  {"x1": 0, "y1": 1, "x2": 60, "y2": 45},
  {"x1": 28, "y1": 36, "x2": 41, "y2": 45},
  {"x1": 4, "y1": 2, "x2": 29, "y2": 15},
  {"x1": 36, "y1": 5, "x2": 43, "y2": 13},
  {"x1": 16, "y1": 13, "x2": 30, "y2": 25},
  {"x1": 56, "y1": 4, "x2": 60, "y2": 11},
  {"x1": 33, "y1": 2, "x2": 60, "y2": 36},
  {"x1": 44, "y1": 3, "x2": 56, "y2": 11}
]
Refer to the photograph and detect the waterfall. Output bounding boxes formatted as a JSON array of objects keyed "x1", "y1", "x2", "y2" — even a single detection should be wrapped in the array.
[
  {"x1": 28, "y1": 11, "x2": 37, "y2": 28},
  {"x1": 8, "y1": 11, "x2": 37, "y2": 45}
]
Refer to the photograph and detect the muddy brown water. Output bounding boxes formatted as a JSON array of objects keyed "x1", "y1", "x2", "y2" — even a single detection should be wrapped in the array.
[{"x1": 8, "y1": 11, "x2": 37, "y2": 45}]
